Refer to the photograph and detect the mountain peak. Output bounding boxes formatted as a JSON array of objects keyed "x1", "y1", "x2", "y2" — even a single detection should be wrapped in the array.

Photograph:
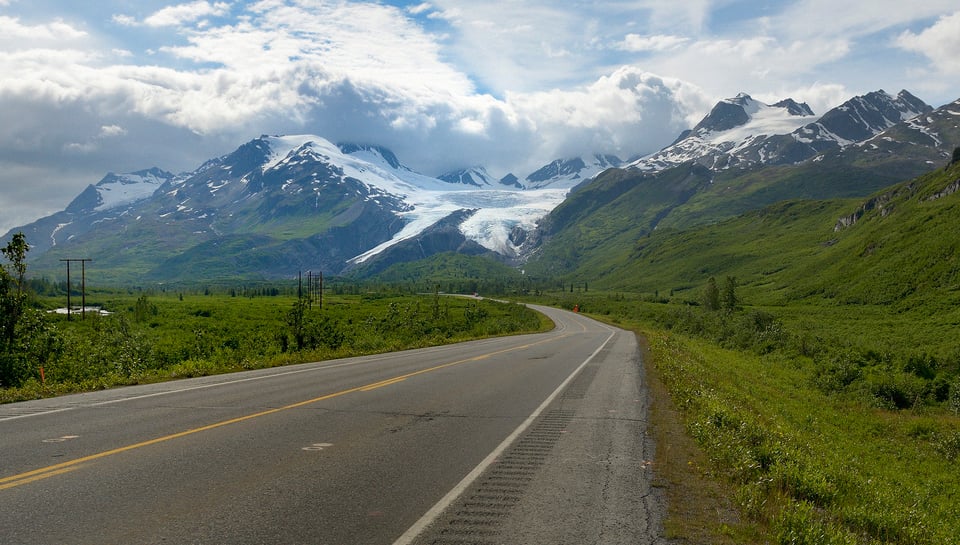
[
  {"x1": 438, "y1": 166, "x2": 497, "y2": 187},
  {"x1": 628, "y1": 89, "x2": 926, "y2": 172},
  {"x1": 524, "y1": 155, "x2": 622, "y2": 189},
  {"x1": 773, "y1": 98, "x2": 815, "y2": 117},
  {"x1": 691, "y1": 94, "x2": 815, "y2": 138},
  {"x1": 64, "y1": 168, "x2": 174, "y2": 214},
  {"x1": 692, "y1": 97, "x2": 752, "y2": 134},
  {"x1": 812, "y1": 89, "x2": 932, "y2": 144},
  {"x1": 338, "y1": 143, "x2": 402, "y2": 170}
]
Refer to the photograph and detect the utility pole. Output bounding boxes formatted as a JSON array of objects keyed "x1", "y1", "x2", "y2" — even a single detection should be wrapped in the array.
[
  {"x1": 60, "y1": 258, "x2": 92, "y2": 320},
  {"x1": 304, "y1": 271, "x2": 323, "y2": 309}
]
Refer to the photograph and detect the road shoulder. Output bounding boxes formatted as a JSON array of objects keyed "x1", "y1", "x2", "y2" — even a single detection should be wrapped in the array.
[{"x1": 640, "y1": 333, "x2": 749, "y2": 544}]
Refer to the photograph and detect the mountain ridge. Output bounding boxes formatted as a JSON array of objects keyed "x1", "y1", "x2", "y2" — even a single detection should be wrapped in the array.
[
  {"x1": 523, "y1": 93, "x2": 958, "y2": 280},
  {"x1": 6, "y1": 89, "x2": 957, "y2": 285}
]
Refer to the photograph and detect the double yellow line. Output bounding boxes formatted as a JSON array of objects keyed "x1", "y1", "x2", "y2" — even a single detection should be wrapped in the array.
[{"x1": 1, "y1": 333, "x2": 566, "y2": 491}]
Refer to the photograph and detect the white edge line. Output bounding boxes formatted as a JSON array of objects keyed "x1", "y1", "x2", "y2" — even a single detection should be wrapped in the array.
[
  {"x1": 0, "y1": 407, "x2": 73, "y2": 423},
  {"x1": 0, "y1": 331, "x2": 549, "y2": 420},
  {"x1": 0, "y1": 353, "x2": 403, "y2": 421},
  {"x1": 392, "y1": 317, "x2": 617, "y2": 545}
]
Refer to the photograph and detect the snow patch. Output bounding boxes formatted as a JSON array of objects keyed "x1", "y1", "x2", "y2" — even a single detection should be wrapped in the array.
[{"x1": 94, "y1": 171, "x2": 167, "y2": 211}]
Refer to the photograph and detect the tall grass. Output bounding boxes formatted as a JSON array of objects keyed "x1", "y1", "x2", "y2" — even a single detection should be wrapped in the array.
[{"x1": 1, "y1": 292, "x2": 549, "y2": 403}]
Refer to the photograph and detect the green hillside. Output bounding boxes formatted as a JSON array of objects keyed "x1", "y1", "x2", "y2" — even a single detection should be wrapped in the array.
[
  {"x1": 528, "y1": 159, "x2": 960, "y2": 545},
  {"x1": 527, "y1": 134, "x2": 954, "y2": 282},
  {"x1": 524, "y1": 164, "x2": 712, "y2": 278},
  {"x1": 597, "y1": 160, "x2": 960, "y2": 307},
  {"x1": 553, "y1": 158, "x2": 960, "y2": 360}
]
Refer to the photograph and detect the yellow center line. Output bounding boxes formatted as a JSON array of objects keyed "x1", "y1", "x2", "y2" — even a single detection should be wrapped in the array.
[
  {"x1": 1, "y1": 332, "x2": 570, "y2": 490},
  {"x1": 0, "y1": 465, "x2": 84, "y2": 490},
  {"x1": 360, "y1": 376, "x2": 407, "y2": 391}
]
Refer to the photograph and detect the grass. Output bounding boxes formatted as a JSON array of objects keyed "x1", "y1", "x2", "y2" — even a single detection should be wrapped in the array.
[
  {"x1": 1, "y1": 290, "x2": 551, "y2": 403},
  {"x1": 646, "y1": 330, "x2": 960, "y2": 545},
  {"x1": 528, "y1": 287, "x2": 960, "y2": 544}
]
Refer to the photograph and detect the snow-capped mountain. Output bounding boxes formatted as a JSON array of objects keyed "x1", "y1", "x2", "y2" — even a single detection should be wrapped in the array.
[
  {"x1": 522, "y1": 154, "x2": 623, "y2": 189},
  {"x1": 11, "y1": 168, "x2": 177, "y2": 255},
  {"x1": 438, "y1": 166, "x2": 499, "y2": 187},
  {"x1": 9, "y1": 88, "x2": 951, "y2": 284},
  {"x1": 13, "y1": 135, "x2": 583, "y2": 281},
  {"x1": 629, "y1": 90, "x2": 931, "y2": 172},
  {"x1": 629, "y1": 93, "x2": 816, "y2": 171},
  {"x1": 66, "y1": 167, "x2": 175, "y2": 214},
  {"x1": 805, "y1": 90, "x2": 930, "y2": 145},
  {"x1": 861, "y1": 97, "x2": 960, "y2": 157},
  {"x1": 168, "y1": 135, "x2": 573, "y2": 265}
]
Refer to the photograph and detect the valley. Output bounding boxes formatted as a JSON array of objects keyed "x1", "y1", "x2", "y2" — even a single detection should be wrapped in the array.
[{"x1": 3, "y1": 88, "x2": 960, "y2": 544}]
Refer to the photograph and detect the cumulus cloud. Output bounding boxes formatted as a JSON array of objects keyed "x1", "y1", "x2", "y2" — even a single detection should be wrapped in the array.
[
  {"x1": 897, "y1": 11, "x2": 960, "y2": 74},
  {"x1": 504, "y1": 68, "x2": 710, "y2": 169}
]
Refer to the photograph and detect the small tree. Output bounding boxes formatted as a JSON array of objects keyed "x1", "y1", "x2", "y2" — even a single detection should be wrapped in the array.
[
  {"x1": 952, "y1": 146, "x2": 960, "y2": 165},
  {"x1": 721, "y1": 276, "x2": 739, "y2": 313},
  {"x1": 702, "y1": 277, "x2": 720, "y2": 311},
  {"x1": 1, "y1": 233, "x2": 29, "y2": 348},
  {"x1": 286, "y1": 296, "x2": 310, "y2": 351},
  {"x1": 1, "y1": 233, "x2": 59, "y2": 388}
]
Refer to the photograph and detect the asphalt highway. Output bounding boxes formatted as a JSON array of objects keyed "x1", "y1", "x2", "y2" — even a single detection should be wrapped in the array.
[{"x1": 0, "y1": 305, "x2": 663, "y2": 544}]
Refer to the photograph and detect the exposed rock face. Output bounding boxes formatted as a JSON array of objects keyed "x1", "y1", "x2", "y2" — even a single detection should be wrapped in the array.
[
  {"x1": 927, "y1": 178, "x2": 960, "y2": 202},
  {"x1": 834, "y1": 183, "x2": 918, "y2": 231}
]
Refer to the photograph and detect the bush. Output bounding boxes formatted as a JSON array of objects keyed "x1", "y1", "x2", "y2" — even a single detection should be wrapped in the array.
[
  {"x1": 950, "y1": 377, "x2": 960, "y2": 415},
  {"x1": 813, "y1": 350, "x2": 865, "y2": 394},
  {"x1": 860, "y1": 368, "x2": 928, "y2": 409}
]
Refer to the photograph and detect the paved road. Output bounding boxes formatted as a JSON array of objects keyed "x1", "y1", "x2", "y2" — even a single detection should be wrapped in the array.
[{"x1": 0, "y1": 305, "x2": 664, "y2": 544}]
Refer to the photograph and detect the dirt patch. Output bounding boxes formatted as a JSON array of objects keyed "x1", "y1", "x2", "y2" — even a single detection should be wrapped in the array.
[{"x1": 638, "y1": 333, "x2": 757, "y2": 544}]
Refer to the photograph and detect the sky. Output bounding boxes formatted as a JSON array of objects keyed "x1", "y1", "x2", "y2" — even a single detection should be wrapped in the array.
[{"x1": 1, "y1": 0, "x2": 959, "y2": 235}]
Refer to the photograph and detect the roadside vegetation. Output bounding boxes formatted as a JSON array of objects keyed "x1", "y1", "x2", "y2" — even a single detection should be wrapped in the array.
[
  {"x1": 0, "y1": 257, "x2": 548, "y2": 402},
  {"x1": 533, "y1": 279, "x2": 960, "y2": 544}
]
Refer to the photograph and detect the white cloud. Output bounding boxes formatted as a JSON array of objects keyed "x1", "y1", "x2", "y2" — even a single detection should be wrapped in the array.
[
  {"x1": 0, "y1": 15, "x2": 88, "y2": 44},
  {"x1": 99, "y1": 124, "x2": 128, "y2": 138},
  {"x1": 143, "y1": 1, "x2": 231, "y2": 28},
  {"x1": 502, "y1": 68, "x2": 711, "y2": 171},
  {"x1": 161, "y1": 1, "x2": 476, "y2": 98},
  {"x1": 111, "y1": 14, "x2": 138, "y2": 27},
  {"x1": 64, "y1": 125, "x2": 129, "y2": 154},
  {"x1": 618, "y1": 34, "x2": 688, "y2": 52},
  {"x1": 897, "y1": 11, "x2": 960, "y2": 75},
  {"x1": 753, "y1": 83, "x2": 850, "y2": 117},
  {"x1": 407, "y1": 3, "x2": 434, "y2": 16}
]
